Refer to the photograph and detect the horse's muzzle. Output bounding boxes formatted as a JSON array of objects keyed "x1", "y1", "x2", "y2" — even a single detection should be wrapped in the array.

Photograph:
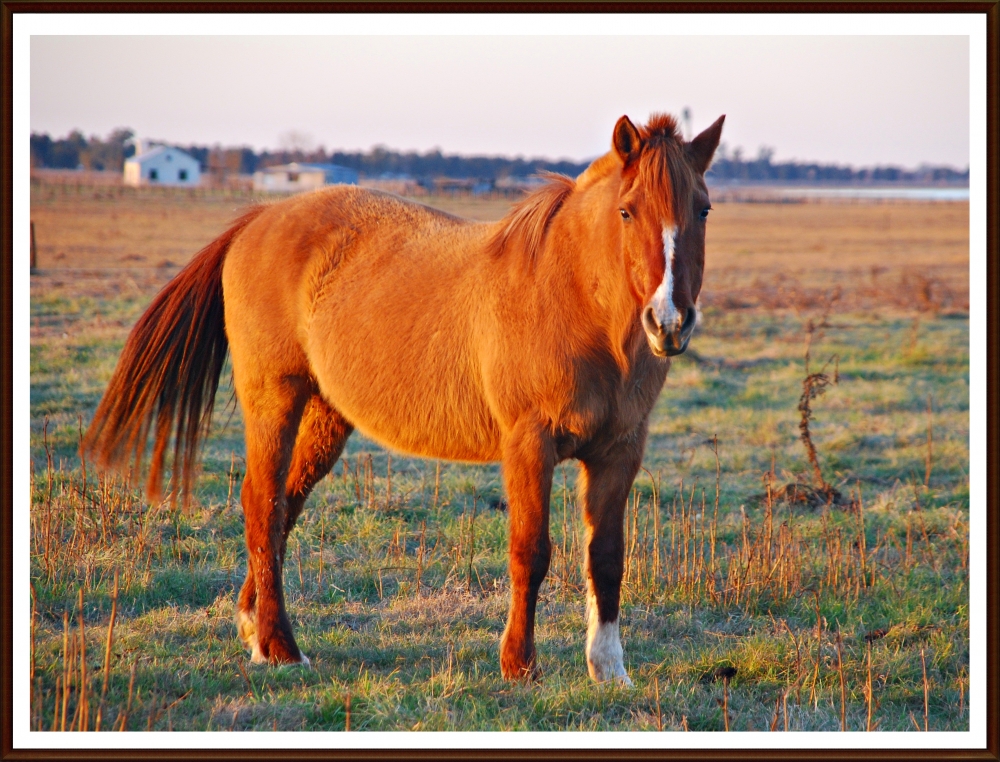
[{"x1": 642, "y1": 305, "x2": 697, "y2": 357}]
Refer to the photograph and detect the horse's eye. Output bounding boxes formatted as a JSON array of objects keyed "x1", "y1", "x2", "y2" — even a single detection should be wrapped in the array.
[
  {"x1": 620, "y1": 208, "x2": 631, "y2": 221},
  {"x1": 700, "y1": 207, "x2": 711, "y2": 221}
]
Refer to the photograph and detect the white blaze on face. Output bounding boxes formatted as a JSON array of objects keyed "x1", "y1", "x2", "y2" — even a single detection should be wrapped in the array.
[
  {"x1": 585, "y1": 580, "x2": 633, "y2": 686},
  {"x1": 650, "y1": 225, "x2": 680, "y2": 332}
]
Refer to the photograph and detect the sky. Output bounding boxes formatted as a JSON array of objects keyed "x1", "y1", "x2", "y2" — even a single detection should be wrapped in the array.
[{"x1": 30, "y1": 34, "x2": 970, "y2": 169}]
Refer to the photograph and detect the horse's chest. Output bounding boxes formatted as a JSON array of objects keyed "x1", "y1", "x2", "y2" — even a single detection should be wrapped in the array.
[{"x1": 560, "y1": 360, "x2": 668, "y2": 456}]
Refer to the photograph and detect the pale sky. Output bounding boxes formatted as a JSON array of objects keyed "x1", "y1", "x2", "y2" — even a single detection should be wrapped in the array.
[{"x1": 31, "y1": 34, "x2": 970, "y2": 168}]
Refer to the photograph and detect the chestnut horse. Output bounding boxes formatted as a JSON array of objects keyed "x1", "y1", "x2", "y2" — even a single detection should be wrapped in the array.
[{"x1": 85, "y1": 113, "x2": 723, "y2": 684}]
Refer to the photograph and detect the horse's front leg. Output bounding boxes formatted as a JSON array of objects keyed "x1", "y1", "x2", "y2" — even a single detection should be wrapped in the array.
[
  {"x1": 578, "y1": 429, "x2": 647, "y2": 686},
  {"x1": 499, "y1": 417, "x2": 555, "y2": 680}
]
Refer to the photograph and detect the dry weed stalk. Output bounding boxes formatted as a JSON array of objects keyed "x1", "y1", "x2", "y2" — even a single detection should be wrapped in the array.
[
  {"x1": 115, "y1": 662, "x2": 136, "y2": 731},
  {"x1": 921, "y1": 648, "x2": 930, "y2": 732},
  {"x1": 386, "y1": 453, "x2": 393, "y2": 509},
  {"x1": 797, "y1": 360, "x2": 837, "y2": 496},
  {"x1": 958, "y1": 670, "x2": 966, "y2": 718},
  {"x1": 835, "y1": 629, "x2": 847, "y2": 731},
  {"x1": 722, "y1": 675, "x2": 730, "y2": 732},
  {"x1": 30, "y1": 584, "x2": 37, "y2": 686},
  {"x1": 76, "y1": 589, "x2": 88, "y2": 731},
  {"x1": 925, "y1": 395, "x2": 934, "y2": 488},
  {"x1": 809, "y1": 592, "x2": 823, "y2": 709},
  {"x1": 467, "y1": 492, "x2": 479, "y2": 594},
  {"x1": 417, "y1": 520, "x2": 426, "y2": 597},
  {"x1": 865, "y1": 641, "x2": 875, "y2": 732},
  {"x1": 654, "y1": 676, "x2": 663, "y2": 731},
  {"x1": 95, "y1": 570, "x2": 119, "y2": 731},
  {"x1": 318, "y1": 513, "x2": 326, "y2": 593},
  {"x1": 226, "y1": 451, "x2": 238, "y2": 510}
]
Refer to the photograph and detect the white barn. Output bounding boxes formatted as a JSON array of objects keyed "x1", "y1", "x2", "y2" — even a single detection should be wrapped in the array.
[
  {"x1": 253, "y1": 162, "x2": 358, "y2": 193},
  {"x1": 123, "y1": 146, "x2": 201, "y2": 187}
]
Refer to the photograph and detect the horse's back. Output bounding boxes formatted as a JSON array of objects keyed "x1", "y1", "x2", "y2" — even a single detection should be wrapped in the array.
[
  {"x1": 223, "y1": 185, "x2": 468, "y2": 351},
  {"x1": 224, "y1": 186, "x2": 464, "y2": 294}
]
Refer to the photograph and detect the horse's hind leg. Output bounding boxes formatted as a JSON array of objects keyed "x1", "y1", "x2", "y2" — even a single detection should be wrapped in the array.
[
  {"x1": 237, "y1": 393, "x2": 352, "y2": 663},
  {"x1": 281, "y1": 395, "x2": 353, "y2": 555},
  {"x1": 233, "y1": 374, "x2": 312, "y2": 665}
]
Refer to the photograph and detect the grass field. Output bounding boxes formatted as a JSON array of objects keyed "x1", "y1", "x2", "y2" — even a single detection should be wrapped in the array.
[{"x1": 28, "y1": 178, "x2": 970, "y2": 733}]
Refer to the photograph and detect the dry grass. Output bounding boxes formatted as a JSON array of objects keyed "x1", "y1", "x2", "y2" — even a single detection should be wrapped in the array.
[{"x1": 705, "y1": 201, "x2": 969, "y2": 314}]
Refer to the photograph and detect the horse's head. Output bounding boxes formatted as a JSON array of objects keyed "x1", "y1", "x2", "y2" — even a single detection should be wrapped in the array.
[{"x1": 612, "y1": 113, "x2": 724, "y2": 357}]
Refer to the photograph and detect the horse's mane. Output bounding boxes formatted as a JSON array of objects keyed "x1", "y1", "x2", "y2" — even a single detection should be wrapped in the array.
[{"x1": 486, "y1": 173, "x2": 575, "y2": 263}]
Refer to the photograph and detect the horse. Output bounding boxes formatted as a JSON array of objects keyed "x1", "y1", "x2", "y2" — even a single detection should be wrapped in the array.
[{"x1": 84, "y1": 112, "x2": 724, "y2": 684}]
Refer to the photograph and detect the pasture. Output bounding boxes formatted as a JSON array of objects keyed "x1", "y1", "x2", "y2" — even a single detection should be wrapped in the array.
[{"x1": 28, "y1": 178, "x2": 970, "y2": 733}]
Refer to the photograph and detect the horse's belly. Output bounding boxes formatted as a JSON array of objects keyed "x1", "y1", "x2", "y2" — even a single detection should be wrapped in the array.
[
  {"x1": 319, "y1": 369, "x2": 501, "y2": 462},
  {"x1": 307, "y1": 314, "x2": 502, "y2": 463}
]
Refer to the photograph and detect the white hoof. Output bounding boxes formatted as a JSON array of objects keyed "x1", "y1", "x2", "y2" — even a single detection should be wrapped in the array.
[{"x1": 613, "y1": 672, "x2": 634, "y2": 688}]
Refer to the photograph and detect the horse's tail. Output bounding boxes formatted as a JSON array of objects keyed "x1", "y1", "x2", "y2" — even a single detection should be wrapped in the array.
[{"x1": 84, "y1": 205, "x2": 266, "y2": 505}]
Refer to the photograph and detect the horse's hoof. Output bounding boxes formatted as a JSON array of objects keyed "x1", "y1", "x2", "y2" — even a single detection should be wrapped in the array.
[
  {"x1": 500, "y1": 657, "x2": 540, "y2": 682},
  {"x1": 249, "y1": 649, "x2": 311, "y2": 667},
  {"x1": 501, "y1": 667, "x2": 537, "y2": 682},
  {"x1": 249, "y1": 642, "x2": 310, "y2": 667},
  {"x1": 238, "y1": 610, "x2": 309, "y2": 667},
  {"x1": 588, "y1": 665, "x2": 634, "y2": 687},
  {"x1": 614, "y1": 672, "x2": 634, "y2": 688},
  {"x1": 249, "y1": 646, "x2": 311, "y2": 667}
]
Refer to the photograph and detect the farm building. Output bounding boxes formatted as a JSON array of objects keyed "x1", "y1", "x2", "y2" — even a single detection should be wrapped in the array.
[
  {"x1": 252, "y1": 162, "x2": 359, "y2": 193},
  {"x1": 123, "y1": 146, "x2": 201, "y2": 187},
  {"x1": 360, "y1": 172, "x2": 422, "y2": 196}
]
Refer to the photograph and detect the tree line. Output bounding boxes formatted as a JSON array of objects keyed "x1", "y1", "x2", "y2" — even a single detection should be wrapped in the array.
[
  {"x1": 30, "y1": 128, "x2": 969, "y2": 185},
  {"x1": 706, "y1": 145, "x2": 968, "y2": 185}
]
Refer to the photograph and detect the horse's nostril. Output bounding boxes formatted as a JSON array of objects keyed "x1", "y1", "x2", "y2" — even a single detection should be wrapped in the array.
[
  {"x1": 681, "y1": 306, "x2": 697, "y2": 334},
  {"x1": 642, "y1": 306, "x2": 663, "y2": 336}
]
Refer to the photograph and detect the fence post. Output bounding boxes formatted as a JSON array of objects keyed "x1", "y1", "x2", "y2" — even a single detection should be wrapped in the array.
[{"x1": 30, "y1": 220, "x2": 38, "y2": 273}]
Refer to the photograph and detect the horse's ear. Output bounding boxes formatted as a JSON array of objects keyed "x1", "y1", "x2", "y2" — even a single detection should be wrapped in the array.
[
  {"x1": 688, "y1": 115, "x2": 726, "y2": 174},
  {"x1": 612, "y1": 116, "x2": 642, "y2": 166}
]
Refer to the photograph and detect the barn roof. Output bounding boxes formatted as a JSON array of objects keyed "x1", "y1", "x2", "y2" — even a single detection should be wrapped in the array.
[{"x1": 126, "y1": 146, "x2": 198, "y2": 166}]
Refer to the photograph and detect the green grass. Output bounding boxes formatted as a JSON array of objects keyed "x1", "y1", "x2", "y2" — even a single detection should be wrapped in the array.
[{"x1": 27, "y1": 301, "x2": 969, "y2": 733}]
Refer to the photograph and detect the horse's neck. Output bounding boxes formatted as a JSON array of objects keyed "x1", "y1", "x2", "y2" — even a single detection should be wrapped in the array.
[{"x1": 546, "y1": 180, "x2": 643, "y2": 372}]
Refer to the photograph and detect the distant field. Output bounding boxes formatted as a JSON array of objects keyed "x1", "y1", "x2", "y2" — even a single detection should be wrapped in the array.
[{"x1": 28, "y1": 181, "x2": 970, "y2": 733}]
